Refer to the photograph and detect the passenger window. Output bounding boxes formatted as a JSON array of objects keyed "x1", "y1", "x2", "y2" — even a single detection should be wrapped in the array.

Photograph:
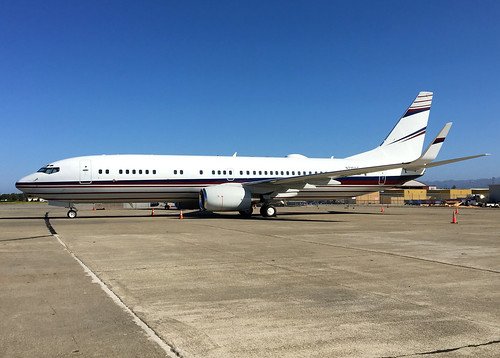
[
  {"x1": 212, "y1": 170, "x2": 215, "y2": 175},
  {"x1": 246, "y1": 171, "x2": 250, "y2": 175},
  {"x1": 286, "y1": 171, "x2": 289, "y2": 175},
  {"x1": 259, "y1": 171, "x2": 262, "y2": 175},
  {"x1": 180, "y1": 170, "x2": 183, "y2": 175},
  {"x1": 126, "y1": 170, "x2": 129, "y2": 174},
  {"x1": 174, "y1": 170, "x2": 177, "y2": 174},
  {"x1": 139, "y1": 170, "x2": 142, "y2": 174},
  {"x1": 240, "y1": 170, "x2": 243, "y2": 175},
  {"x1": 153, "y1": 170, "x2": 156, "y2": 174},
  {"x1": 200, "y1": 170, "x2": 203, "y2": 175},
  {"x1": 218, "y1": 170, "x2": 221, "y2": 175},
  {"x1": 281, "y1": 171, "x2": 284, "y2": 175},
  {"x1": 145, "y1": 170, "x2": 149, "y2": 174},
  {"x1": 132, "y1": 169, "x2": 136, "y2": 174},
  {"x1": 264, "y1": 171, "x2": 268, "y2": 175},
  {"x1": 106, "y1": 169, "x2": 109, "y2": 174},
  {"x1": 292, "y1": 171, "x2": 295, "y2": 175},
  {"x1": 223, "y1": 170, "x2": 227, "y2": 175},
  {"x1": 229, "y1": 170, "x2": 232, "y2": 175},
  {"x1": 119, "y1": 169, "x2": 123, "y2": 174},
  {"x1": 99, "y1": 169, "x2": 102, "y2": 174},
  {"x1": 253, "y1": 171, "x2": 256, "y2": 175}
]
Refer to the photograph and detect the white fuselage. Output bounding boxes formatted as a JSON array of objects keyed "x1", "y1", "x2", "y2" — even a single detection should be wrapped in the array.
[{"x1": 16, "y1": 154, "x2": 420, "y2": 205}]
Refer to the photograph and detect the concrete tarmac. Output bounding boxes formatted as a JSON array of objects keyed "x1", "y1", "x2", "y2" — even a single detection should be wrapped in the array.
[{"x1": 1, "y1": 203, "x2": 499, "y2": 357}]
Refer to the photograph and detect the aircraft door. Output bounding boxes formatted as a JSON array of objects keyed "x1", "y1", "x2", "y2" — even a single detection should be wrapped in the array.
[
  {"x1": 79, "y1": 160, "x2": 92, "y2": 184},
  {"x1": 378, "y1": 173, "x2": 386, "y2": 185}
]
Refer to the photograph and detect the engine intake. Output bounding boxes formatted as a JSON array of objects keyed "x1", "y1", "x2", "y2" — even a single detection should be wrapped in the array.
[{"x1": 199, "y1": 184, "x2": 252, "y2": 212}]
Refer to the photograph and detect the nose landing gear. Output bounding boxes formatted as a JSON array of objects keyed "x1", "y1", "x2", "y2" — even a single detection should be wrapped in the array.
[{"x1": 67, "y1": 208, "x2": 78, "y2": 219}]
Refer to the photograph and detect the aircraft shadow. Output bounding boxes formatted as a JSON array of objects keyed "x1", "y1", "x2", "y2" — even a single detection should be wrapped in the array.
[
  {"x1": 189, "y1": 211, "x2": 345, "y2": 223},
  {"x1": 327, "y1": 210, "x2": 392, "y2": 215},
  {"x1": 0, "y1": 216, "x2": 47, "y2": 220},
  {"x1": 2, "y1": 209, "x2": 387, "y2": 223},
  {"x1": 0, "y1": 235, "x2": 52, "y2": 242}
]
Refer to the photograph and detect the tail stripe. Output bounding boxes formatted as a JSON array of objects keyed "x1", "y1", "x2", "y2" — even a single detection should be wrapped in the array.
[
  {"x1": 404, "y1": 106, "x2": 430, "y2": 117},
  {"x1": 388, "y1": 126, "x2": 426, "y2": 144}
]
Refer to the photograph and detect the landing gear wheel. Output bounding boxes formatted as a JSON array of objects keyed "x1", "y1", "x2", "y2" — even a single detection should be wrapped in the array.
[
  {"x1": 260, "y1": 204, "x2": 276, "y2": 218},
  {"x1": 239, "y1": 207, "x2": 253, "y2": 218},
  {"x1": 67, "y1": 209, "x2": 77, "y2": 219}
]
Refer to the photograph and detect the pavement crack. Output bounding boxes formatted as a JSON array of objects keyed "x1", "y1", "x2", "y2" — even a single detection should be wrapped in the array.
[
  {"x1": 379, "y1": 339, "x2": 500, "y2": 357},
  {"x1": 44, "y1": 212, "x2": 57, "y2": 235}
]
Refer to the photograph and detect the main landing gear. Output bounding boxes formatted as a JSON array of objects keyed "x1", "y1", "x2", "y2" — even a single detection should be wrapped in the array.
[
  {"x1": 67, "y1": 208, "x2": 78, "y2": 219},
  {"x1": 238, "y1": 204, "x2": 277, "y2": 218},
  {"x1": 260, "y1": 204, "x2": 277, "y2": 218}
]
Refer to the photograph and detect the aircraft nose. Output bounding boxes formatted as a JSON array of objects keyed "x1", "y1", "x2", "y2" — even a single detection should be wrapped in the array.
[{"x1": 15, "y1": 174, "x2": 38, "y2": 193}]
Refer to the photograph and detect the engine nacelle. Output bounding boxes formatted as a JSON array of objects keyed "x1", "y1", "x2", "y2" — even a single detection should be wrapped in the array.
[{"x1": 199, "y1": 184, "x2": 252, "y2": 212}]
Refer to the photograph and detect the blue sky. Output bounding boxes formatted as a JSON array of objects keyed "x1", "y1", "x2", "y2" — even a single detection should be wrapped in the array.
[{"x1": 1, "y1": 0, "x2": 499, "y2": 192}]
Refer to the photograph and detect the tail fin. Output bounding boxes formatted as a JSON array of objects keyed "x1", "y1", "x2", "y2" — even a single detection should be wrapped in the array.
[
  {"x1": 347, "y1": 91, "x2": 433, "y2": 163},
  {"x1": 380, "y1": 91, "x2": 433, "y2": 154}
]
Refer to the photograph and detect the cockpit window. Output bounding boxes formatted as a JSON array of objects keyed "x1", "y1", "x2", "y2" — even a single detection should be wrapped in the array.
[{"x1": 37, "y1": 167, "x2": 60, "y2": 174}]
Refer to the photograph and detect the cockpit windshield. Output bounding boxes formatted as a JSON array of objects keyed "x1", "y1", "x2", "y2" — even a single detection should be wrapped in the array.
[{"x1": 37, "y1": 166, "x2": 60, "y2": 174}]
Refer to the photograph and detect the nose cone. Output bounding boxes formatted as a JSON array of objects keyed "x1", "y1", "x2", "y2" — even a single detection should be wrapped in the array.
[{"x1": 15, "y1": 173, "x2": 38, "y2": 193}]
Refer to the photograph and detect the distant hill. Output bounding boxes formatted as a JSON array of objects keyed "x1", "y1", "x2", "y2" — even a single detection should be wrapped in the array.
[{"x1": 424, "y1": 177, "x2": 498, "y2": 189}]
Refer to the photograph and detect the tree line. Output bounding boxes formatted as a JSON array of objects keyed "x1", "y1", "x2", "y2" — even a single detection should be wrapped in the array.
[{"x1": 0, "y1": 193, "x2": 28, "y2": 202}]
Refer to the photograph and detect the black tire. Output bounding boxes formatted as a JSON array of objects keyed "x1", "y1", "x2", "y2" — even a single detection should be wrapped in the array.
[
  {"x1": 260, "y1": 204, "x2": 277, "y2": 218},
  {"x1": 67, "y1": 209, "x2": 77, "y2": 219},
  {"x1": 239, "y1": 208, "x2": 253, "y2": 218}
]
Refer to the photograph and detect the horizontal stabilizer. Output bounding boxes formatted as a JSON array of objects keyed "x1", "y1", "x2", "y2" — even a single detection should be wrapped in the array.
[{"x1": 422, "y1": 154, "x2": 490, "y2": 168}]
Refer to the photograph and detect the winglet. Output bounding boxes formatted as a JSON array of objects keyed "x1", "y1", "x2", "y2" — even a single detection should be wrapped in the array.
[
  {"x1": 418, "y1": 122, "x2": 452, "y2": 163},
  {"x1": 404, "y1": 122, "x2": 489, "y2": 170}
]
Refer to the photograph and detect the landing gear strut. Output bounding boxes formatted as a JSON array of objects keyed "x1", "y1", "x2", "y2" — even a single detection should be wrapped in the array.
[
  {"x1": 260, "y1": 204, "x2": 277, "y2": 218},
  {"x1": 67, "y1": 208, "x2": 77, "y2": 219}
]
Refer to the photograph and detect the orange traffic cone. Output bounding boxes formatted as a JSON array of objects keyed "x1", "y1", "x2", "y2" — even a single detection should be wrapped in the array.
[
  {"x1": 451, "y1": 211, "x2": 457, "y2": 224},
  {"x1": 380, "y1": 206, "x2": 385, "y2": 213},
  {"x1": 179, "y1": 210, "x2": 184, "y2": 220},
  {"x1": 151, "y1": 208, "x2": 155, "y2": 217}
]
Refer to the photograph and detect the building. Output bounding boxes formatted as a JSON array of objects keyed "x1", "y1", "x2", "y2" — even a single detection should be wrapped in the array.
[
  {"x1": 381, "y1": 188, "x2": 428, "y2": 205},
  {"x1": 355, "y1": 191, "x2": 380, "y2": 204},
  {"x1": 427, "y1": 189, "x2": 471, "y2": 201}
]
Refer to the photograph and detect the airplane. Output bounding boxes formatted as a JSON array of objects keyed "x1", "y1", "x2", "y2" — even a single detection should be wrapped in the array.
[{"x1": 16, "y1": 91, "x2": 488, "y2": 219}]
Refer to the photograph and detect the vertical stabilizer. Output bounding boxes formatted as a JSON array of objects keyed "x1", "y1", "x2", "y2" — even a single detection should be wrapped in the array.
[
  {"x1": 380, "y1": 91, "x2": 433, "y2": 153},
  {"x1": 347, "y1": 91, "x2": 433, "y2": 163}
]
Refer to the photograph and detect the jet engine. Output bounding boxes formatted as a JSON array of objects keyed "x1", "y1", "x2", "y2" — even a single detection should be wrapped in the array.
[{"x1": 199, "y1": 184, "x2": 252, "y2": 212}]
